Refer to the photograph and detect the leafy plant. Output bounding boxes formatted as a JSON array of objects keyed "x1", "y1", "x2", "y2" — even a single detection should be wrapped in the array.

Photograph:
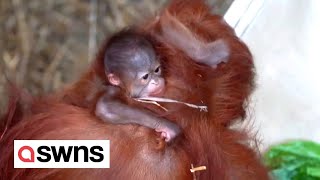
[{"x1": 264, "y1": 140, "x2": 320, "y2": 180}]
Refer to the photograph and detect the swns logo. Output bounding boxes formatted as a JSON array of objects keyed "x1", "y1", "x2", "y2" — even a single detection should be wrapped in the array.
[{"x1": 14, "y1": 140, "x2": 110, "y2": 168}]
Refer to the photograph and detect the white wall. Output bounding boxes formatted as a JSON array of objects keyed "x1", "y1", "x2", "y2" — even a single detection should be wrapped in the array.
[{"x1": 225, "y1": 0, "x2": 320, "y2": 150}]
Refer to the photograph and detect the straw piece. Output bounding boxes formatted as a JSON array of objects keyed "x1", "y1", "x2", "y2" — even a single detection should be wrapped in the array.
[
  {"x1": 135, "y1": 97, "x2": 208, "y2": 112},
  {"x1": 190, "y1": 165, "x2": 207, "y2": 173},
  {"x1": 134, "y1": 98, "x2": 168, "y2": 111}
]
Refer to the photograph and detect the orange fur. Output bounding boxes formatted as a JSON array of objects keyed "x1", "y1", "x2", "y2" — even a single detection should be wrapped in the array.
[{"x1": 0, "y1": 0, "x2": 268, "y2": 179}]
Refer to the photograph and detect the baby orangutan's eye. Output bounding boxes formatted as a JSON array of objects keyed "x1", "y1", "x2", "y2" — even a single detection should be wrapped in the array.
[
  {"x1": 142, "y1": 74, "x2": 149, "y2": 80},
  {"x1": 155, "y1": 66, "x2": 161, "y2": 73}
]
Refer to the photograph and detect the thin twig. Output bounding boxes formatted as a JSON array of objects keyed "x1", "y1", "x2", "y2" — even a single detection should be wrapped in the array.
[
  {"x1": 42, "y1": 42, "x2": 69, "y2": 92},
  {"x1": 135, "y1": 97, "x2": 208, "y2": 112},
  {"x1": 109, "y1": 1, "x2": 125, "y2": 28},
  {"x1": 0, "y1": 54, "x2": 12, "y2": 83},
  {"x1": 189, "y1": 165, "x2": 207, "y2": 180},
  {"x1": 191, "y1": 164, "x2": 197, "y2": 180},
  {"x1": 134, "y1": 99, "x2": 168, "y2": 111},
  {"x1": 12, "y1": 0, "x2": 31, "y2": 86},
  {"x1": 190, "y1": 165, "x2": 207, "y2": 173},
  {"x1": 88, "y1": 0, "x2": 97, "y2": 62}
]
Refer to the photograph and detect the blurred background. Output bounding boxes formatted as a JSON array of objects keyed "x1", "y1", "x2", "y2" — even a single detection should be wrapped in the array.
[
  {"x1": 0, "y1": 0, "x2": 233, "y2": 112},
  {"x1": 1, "y1": 0, "x2": 320, "y2": 152},
  {"x1": 227, "y1": 0, "x2": 320, "y2": 150}
]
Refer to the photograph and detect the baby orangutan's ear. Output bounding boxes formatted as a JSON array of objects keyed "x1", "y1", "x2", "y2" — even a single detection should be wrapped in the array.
[{"x1": 107, "y1": 73, "x2": 121, "y2": 86}]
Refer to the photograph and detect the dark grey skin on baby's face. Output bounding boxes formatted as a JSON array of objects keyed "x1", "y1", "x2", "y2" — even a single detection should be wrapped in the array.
[
  {"x1": 110, "y1": 41, "x2": 165, "y2": 98},
  {"x1": 95, "y1": 30, "x2": 181, "y2": 142},
  {"x1": 104, "y1": 30, "x2": 166, "y2": 98}
]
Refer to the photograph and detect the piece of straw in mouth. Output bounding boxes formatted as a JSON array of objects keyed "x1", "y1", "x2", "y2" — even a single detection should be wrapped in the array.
[
  {"x1": 134, "y1": 98, "x2": 168, "y2": 111},
  {"x1": 134, "y1": 97, "x2": 208, "y2": 112}
]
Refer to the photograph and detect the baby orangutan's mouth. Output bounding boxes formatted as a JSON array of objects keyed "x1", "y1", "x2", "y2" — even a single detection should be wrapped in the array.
[{"x1": 150, "y1": 86, "x2": 165, "y2": 97}]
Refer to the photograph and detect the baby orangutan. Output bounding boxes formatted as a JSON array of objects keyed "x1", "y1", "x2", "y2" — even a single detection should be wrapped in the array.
[
  {"x1": 95, "y1": 29, "x2": 181, "y2": 142},
  {"x1": 95, "y1": 29, "x2": 229, "y2": 142}
]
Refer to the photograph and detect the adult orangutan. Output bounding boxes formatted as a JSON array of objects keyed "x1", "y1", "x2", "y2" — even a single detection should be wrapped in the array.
[{"x1": 0, "y1": 0, "x2": 269, "y2": 179}]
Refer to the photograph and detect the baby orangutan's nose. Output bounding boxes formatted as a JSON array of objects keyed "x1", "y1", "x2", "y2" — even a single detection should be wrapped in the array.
[{"x1": 151, "y1": 79, "x2": 159, "y2": 85}]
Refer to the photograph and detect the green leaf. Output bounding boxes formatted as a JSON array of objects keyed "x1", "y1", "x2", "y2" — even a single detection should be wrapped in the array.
[{"x1": 264, "y1": 140, "x2": 320, "y2": 180}]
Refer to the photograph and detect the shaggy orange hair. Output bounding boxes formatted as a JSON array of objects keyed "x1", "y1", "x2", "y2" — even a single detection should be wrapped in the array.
[{"x1": 0, "y1": 1, "x2": 268, "y2": 179}]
